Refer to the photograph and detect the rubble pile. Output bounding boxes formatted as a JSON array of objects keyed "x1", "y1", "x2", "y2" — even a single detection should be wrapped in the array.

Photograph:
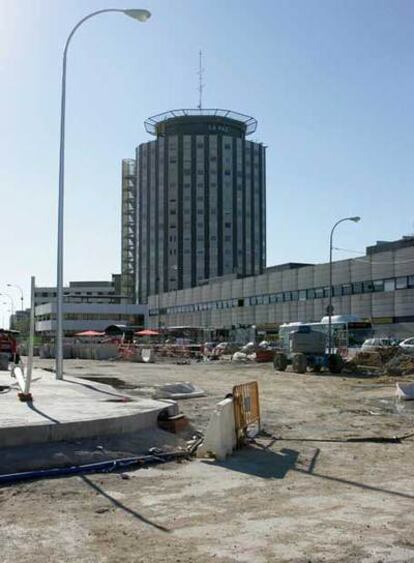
[
  {"x1": 385, "y1": 353, "x2": 414, "y2": 376},
  {"x1": 348, "y1": 347, "x2": 414, "y2": 377}
]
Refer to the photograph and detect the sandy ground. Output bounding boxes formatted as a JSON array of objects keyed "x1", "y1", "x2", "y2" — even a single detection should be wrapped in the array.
[{"x1": 1, "y1": 358, "x2": 414, "y2": 562}]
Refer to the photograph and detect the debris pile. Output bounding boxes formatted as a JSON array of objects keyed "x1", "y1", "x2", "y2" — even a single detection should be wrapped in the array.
[
  {"x1": 346, "y1": 347, "x2": 414, "y2": 377},
  {"x1": 385, "y1": 353, "x2": 414, "y2": 376}
]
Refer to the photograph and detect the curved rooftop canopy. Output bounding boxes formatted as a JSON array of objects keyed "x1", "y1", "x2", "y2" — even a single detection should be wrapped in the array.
[{"x1": 144, "y1": 108, "x2": 257, "y2": 136}]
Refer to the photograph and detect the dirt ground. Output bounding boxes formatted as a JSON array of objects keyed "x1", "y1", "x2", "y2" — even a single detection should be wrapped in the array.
[{"x1": 1, "y1": 358, "x2": 414, "y2": 562}]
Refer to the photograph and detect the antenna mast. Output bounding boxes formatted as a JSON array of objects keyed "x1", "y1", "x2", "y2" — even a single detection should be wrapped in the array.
[{"x1": 197, "y1": 50, "x2": 204, "y2": 110}]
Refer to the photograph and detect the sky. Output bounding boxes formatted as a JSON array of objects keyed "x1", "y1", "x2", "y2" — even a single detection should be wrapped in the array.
[{"x1": 1, "y1": 0, "x2": 413, "y2": 315}]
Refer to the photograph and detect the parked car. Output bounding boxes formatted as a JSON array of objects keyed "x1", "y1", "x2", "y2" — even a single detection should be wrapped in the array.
[
  {"x1": 361, "y1": 338, "x2": 396, "y2": 351},
  {"x1": 399, "y1": 337, "x2": 414, "y2": 354}
]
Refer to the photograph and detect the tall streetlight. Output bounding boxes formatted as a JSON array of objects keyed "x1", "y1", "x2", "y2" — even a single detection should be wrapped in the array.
[
  {"x1": 328, "y1": 216, "x2": 361, "y2": 355},
  {"x1": 0, "y1": 293, "x2": 15, "y2": 316},
  {"x1": 7, "y1": 283, "x2": 24, "y2": 311},
  {"x1": 55, "y1": 8, "x2": 151, "y2": 380}
]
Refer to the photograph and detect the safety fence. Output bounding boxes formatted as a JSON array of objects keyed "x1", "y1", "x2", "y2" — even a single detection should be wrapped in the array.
[{"x1": 232, "y1": 381, "x2": 261, "y2": 447}]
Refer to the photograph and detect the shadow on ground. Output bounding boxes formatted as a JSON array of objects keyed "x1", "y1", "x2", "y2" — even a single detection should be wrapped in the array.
[{"x1": 204, "y1": 445, "x2": 300, "y2": 479}]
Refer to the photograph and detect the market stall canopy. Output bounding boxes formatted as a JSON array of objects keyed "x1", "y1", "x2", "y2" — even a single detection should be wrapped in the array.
[
  {"x1": 135, "y1": 329, "x2": 160, "y2": 336},
  {"x1": 74, "y1": 330, "x2": 105, "y2": 337}
]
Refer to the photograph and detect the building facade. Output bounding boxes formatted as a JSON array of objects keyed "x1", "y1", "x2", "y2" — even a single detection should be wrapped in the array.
[
  {"x1": 147, "y1": 237, "x2": 414, "y2": 338},
  {"x1": 35, "y1": 302, "x2": 147, "y2": 336},
  {"x1": 121, "y1": 109, "x2": 267, "y2": 303},
  {"x1": 34, "y1": 275, "x2": 122, "y2": 308}
]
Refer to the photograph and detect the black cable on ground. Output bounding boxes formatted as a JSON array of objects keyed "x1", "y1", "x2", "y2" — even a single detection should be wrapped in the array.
[{"x1": 0, "y1": 450, "x2": 192, "y2": 486}]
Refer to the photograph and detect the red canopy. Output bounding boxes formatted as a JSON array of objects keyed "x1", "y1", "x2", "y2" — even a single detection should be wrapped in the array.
[
  {"x1": 75, "y1": 330, "x2": 105, "y2": 337},
  {"x1": 135, "y1": 329, "x2": 160, "y2": 336}
]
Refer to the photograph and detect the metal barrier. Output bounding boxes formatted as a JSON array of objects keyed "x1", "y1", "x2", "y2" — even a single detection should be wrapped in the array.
[{"x1": 232, "y1": 381, "x2": 260, "y2": 447}]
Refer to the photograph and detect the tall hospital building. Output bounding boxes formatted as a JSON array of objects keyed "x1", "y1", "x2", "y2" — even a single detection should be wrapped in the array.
[{"x1": 121, "y1": 109, "x2": 266, "y2": 303}]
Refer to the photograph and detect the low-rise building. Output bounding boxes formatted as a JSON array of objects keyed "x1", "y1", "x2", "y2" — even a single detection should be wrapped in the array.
[
  {"x1": 35, "y1": 302, "x2": 147, "y2": 337},
  {"x1": 148, "y1": 237, "x2": 414, "y2": 338},
  {"x1": 34, "y1": 275, "x2": 122, "y2": 307}
]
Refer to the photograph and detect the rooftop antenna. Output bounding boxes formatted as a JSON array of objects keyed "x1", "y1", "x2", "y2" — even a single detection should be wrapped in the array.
[{"x1": 197, "y1": 50, "x2": 204, "y2": 110}]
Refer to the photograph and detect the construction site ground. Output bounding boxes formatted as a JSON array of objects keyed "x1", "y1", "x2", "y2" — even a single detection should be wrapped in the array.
[{"x1": 1, "y1": 357, "x2": 414, "y2": 563}]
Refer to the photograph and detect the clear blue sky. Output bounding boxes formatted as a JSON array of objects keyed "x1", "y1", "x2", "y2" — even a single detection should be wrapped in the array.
[{"x1": 1, "y1": 0, "x2": 413, "y2": 312}]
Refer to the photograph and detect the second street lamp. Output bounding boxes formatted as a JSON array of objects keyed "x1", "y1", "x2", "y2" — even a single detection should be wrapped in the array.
[
  {"x1": 328, "y1": 216, "x2": 361, "y2": 356},
  {"x1": 55, "y1": 8, "x2": 151, "y2": 380},
  {"x1": 0, "y1": 293, "x2": 15, "y2": 316},
  {"x1": 7, "y1": 283, "x2": 24, "y2": 311}
]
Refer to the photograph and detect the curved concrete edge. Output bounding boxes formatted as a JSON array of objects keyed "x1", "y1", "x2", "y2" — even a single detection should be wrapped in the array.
[
  {"x1": 0, "y1": 407, "x2": 166, "y2": 449},
  {"x1": 0, "y1": 369, "x2": 178, "y2": 448}
]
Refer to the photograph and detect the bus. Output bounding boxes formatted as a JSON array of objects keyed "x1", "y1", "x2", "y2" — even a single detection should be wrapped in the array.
[{"x1": 279, "y1": 315, "x2": 373, "y2": 353}]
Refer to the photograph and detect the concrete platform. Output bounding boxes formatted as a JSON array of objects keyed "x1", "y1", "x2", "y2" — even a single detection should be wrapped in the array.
[{"x1": 0, "y1": 369, "x2": 176, "y2": 448}]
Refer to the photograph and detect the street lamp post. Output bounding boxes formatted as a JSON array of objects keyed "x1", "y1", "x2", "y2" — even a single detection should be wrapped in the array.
[
  {"x1": 328, "y1": 216, "x2": 361, "y2": 355},
  {"x1": 7, "y1": 284, "x2": 24, "y2": 311},
  {"x1": 0, "y1": 293, "x2": 15, "y2": 316},
  {"x1": 55, "y1": 8, "x2": 151, "y2": 380}
]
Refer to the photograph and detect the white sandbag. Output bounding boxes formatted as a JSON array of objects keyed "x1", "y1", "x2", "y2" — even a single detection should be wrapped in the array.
[{"x1": 396, "y1": 381, "x2": 414, "y2": 400}]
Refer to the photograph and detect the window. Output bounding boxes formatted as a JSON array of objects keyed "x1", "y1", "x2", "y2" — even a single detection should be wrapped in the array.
[
  {"x1": 284, "y1": 292, "x2": 291, "y2": 302},
  {"x1": 291, "y1": 291, "x2": 299, "y2": 301},
  {"x1": 384, "y1": 279, "x2": 395, "y2": 292},
  {"x1": 299, "y1": 290, "x2": 306, "y2": 301},
  {"x1": 263, "y1": 295, "x2": 270, "y2": 305},
  {"x1": 342, "y1": 284, "x2": 352, "y2": 296},
  {"x1": 352, "y1": 282, "x2": 363, "y2": 294},
  {"x1": 307, "y1": 288, "x2": 315, "y2": 299},
  {"x1": 373, "y1": 280, "x2": 384, "y2": 292},
  {"x1": 363, "y1": 281, "x2": 374, "y2": 293},
  {"x1": 315, "y1": 288, "x2": 324, "y2": 299},
  {"x1": 408, "y1": 276, "x2": 414, "y2": 288},
  {"x1": 333, "y1": 285, "x2": 342, "y2": 297},
  {"x1": 396, "y1": 276, "x2": 408, "y2": 290},
  {"x1": 269, "y1": 294, "x2": 277, "y2": 303}
]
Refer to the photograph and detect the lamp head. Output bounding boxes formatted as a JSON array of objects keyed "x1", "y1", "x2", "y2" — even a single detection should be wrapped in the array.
[
  {"x1": 350, "y1": 216, "x2": 361, "y2": 223},
  {"x1": 123, "y1": 9, "x2": 151, "y2": 22}
]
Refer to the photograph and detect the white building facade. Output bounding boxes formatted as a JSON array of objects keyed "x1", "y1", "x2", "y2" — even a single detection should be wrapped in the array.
[
  {"x1": 147, "y1": 237, "x2": 414, "y2": 338},
  {"x1": 35, "y1": 302, "x2": 147, "y2": 336}
]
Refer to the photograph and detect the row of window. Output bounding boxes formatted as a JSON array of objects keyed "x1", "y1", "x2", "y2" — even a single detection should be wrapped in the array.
[
  {"x1": 36, "y1": 313, "x2": 143, "y2": 322},
  {"x1": 36, "y1": 291, "x2": 113, "y2": 298},
  {"x1": 149, "y1": 275, "x2": 414, "y2": 316}
]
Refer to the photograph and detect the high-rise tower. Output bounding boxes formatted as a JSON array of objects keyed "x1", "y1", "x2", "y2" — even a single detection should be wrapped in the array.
[{"x1": 121, "y1": 109, "x2": 266, "y2": 303}]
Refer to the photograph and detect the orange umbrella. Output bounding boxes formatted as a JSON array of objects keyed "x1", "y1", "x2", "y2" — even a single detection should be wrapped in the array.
[
  {"x1": 135, "y1": 329, "x2": 160, "y2": 336},
  {"x1": 75, "y1": 330, "x2": 105, "y2": 337}
]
